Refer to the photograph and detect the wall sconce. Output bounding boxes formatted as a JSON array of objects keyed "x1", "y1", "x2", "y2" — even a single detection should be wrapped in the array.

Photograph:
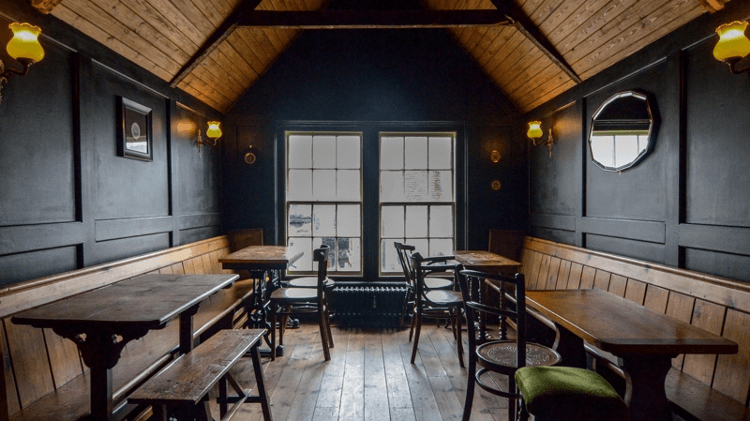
[
  {"x1": 1, "y1": 22, "x2": 45, "y2": 105},
  {"x1": 713, "y1": 20, "x2": 750, "y2": 75},
  {"x1": 197, "y1": 121, "x2": 222, "y2": 156},
  {"x1": 527, "y1": 121, "x2": 554, "y2": 158}
]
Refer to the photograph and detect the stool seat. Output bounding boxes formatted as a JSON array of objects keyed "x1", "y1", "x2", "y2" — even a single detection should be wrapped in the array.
[
  {"x1": 515, "y1": 366, "x2": 629, "y2": 421},
  {"x1": 478, "y1": 341, "x2": 561, "y2": 374}
]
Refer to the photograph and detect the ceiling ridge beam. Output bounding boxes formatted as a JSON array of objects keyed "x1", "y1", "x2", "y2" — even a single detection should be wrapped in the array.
[
  {"x1": 170, "y1": 0, "x2": 263, "y2": 89},
  {"x1": 491, "y1": 0, "x2": 582, "y2": 84},
  {"x1": 237, "y1": 10, "x2": 513, "y2": 29}
]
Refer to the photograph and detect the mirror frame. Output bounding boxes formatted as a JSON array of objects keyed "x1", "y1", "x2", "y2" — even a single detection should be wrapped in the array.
[{"x1": 589, "y1": 90, "x2": 659, "y2": 172}]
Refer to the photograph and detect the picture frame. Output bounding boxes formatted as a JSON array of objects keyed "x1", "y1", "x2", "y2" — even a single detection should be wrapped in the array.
[{"x1": 117, "y1": 96, "x2": 153, "y2": 161}]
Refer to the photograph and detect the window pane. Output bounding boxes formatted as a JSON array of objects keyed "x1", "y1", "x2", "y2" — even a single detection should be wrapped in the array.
[
  {"x1": 405, "y1": 171, "x2": 428, "y2": 201},
  {"x1": 405, "y1": 206, "x2": 428, "y2": 238},
  {"x1": 337, "y1": 136, "x2": 360, "y2": 169},
  {"x1": 288, "y1": 204, "x2": 312, "y2": 236},
  {"x1": 430, "y1": 205, "x2": 453, "y2": 237},
  {"x1": 337, "y1": 204, "x2": 360, "y2": 237},
  {"x1": 406, "y1": 238, "x2": 429, "y2": 255},
  {"x1": 405, "y1": 137, "x2": 427, "y2": 170},
  {"x1": 337, "y1": 238, "x2": 361, "y2": 272},
  {"x1": 590, "y1": 135, "x2": 614, "y2": 168},
  {"x1": 313, "y1": 170, "x2": 336, "y2": 201},
  {"x1": 381, "y1": 205, "x2": 404, "y2": 237},
  {"x1": 314, "y1": 237, "x2": 337, "y2": 272},
  {"x1": 430, "y1": 238, "x2": 453, "y2": 257},
  {"x1": 381, "y1": 239, "x2": 404, "y2": 273},
  {"x1": 380, "y1": 136, "x2": 403, "y2": 170},
  {"x1": 337, "y1": 170, "x2": 360, "y2": 201},
  {"x1": 380, "y1": 171, "x2": 404, "y2": 202},
  {"x1": 313, "y1": 135, "x2": 336, "y2": 169},
  {"x1": 429, "y1": 170, "x2": 452, "y2": 201},
  {"x1": 288, "y1": 135, "x2": 312, "y2": 168},
  {"x1": 614, "y1": 135, "x2": 639, "y2": 168},
  {"x1": 429, "y1": 137, "x2": 452, "y2": 169},
  {"x1": 288, "y1": 170, "x2": 312, "y2": 201},
  {"x1": 313, "y1": 204, "x2": 336, "y2": 237},
  {"x1": 288, "y1": 237, "x2": 312, "y2": 271}
]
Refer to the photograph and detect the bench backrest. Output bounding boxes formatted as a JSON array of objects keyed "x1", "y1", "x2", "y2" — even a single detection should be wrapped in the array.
[
  {"x1": 518, "y1": 236, "x2": 750, "y2": 408},
  {"x1": 0, "y1": 235, "x2": 236, "y2": 419}
]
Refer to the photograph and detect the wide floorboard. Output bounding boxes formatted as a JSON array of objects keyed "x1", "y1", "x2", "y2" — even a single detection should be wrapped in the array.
[{"x1": 224, "y1": 323, "x2": 510, "y2": 421}]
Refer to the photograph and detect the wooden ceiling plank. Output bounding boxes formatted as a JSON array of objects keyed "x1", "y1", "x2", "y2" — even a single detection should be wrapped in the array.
[
  {"x1": 178, "y1": 79, "x2": 226, "y2": 112},
  {"x1": 167, "y1": 0, "x2": 219, "y2": 37},
  {"x1": 514, "y1": 67, "x2": 572, "y2": 109},
  {"x1": 90, "y1": 0, "x2": 192, "y2": 63},
  {"x1": 529, "y1": 0, "x2": 587, "y2": 38},
  {"x1": 474, "y1": 26, "x2": 514, "y2": 68},
  {"x1": 30, "y1": 0, "x2": 63, "y2": 14},
  {"x1": 229, "y1": 29, "x2": 268, "y2": 74},
  {"x1": 181, "y1": 68, "x2": 236, "y2": 106},
  {"x1": 521, "y1": 78, "x2": 577, "y2": 112},
  {"x1": 238, "y1": 28, "x2": 276, "y2": 64},
  {"x1": 51, "y1": 4, "x2": 173, "y2": 80},
  {"x1": 169, "y1": 0, "x2": 264, "y2": 88},
  {"x1": 260, "y1": 0, "x2": 293, "y2": 45},
  {"x1": 491, "y1": 37, "x2": 540, "y2": 86},
  {"x1": 497, "y1": 46, "x2": 546, "y2": 93},
  {"x1": 552, "y1": 0, "x2": 638, "y2": 58},
  {"x1": 218, "y1": 40, "x2": 260, "y2": 79},
  {"x1": 187, "y1": 0, "x2": 225, "y2": 28},
  {"x1": 491, "y1": 0, "x2": 582, "y2": 83},
  {"x1": 62, "y1": 0, "x2": 183, "y2": 75},
  {"x1": 206, "y1": 46, "x2": 257, "y2": 92},
  {"x1": 473, "y1": 26, "x2": 503, "y2": 60},
  {"x1": 484, "y1": 29, "x2": 526, "y2": 75},
  {"x1": 237, "y1": 10, "x2": 513, "y2": 29},
  {"x1": 200, "y1": 53, "x2": 250, "y2": 97},
  {"x1": 119, "y1": 0, "x2": 199, "y2": 57},
  {"x1": 577, "y1": 4, "x2": 704, "y2": 79},
  {"x1": 505, "y1": 59, "x2": 559, "y2": 99},
  {"x1": 454, "y1": 0, "x2": 484, "y2": 43},
  {"x1": 566, "y1": 0, "x2": 697, "y2": 69}
]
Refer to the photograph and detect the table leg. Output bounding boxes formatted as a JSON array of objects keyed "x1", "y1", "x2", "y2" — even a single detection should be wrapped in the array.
[
  {"x1": 551, "y1": 323, "x2": 587, "y2": 369},
  {"x1": 89, "y1": 365, "x2": 114, "y2": 421},
  {"x1": 619, "y1": 354, "x2": 674, "y2": 421},
  {"x1": 179, "y1": 304, "x2": 200, "y2": 355}
]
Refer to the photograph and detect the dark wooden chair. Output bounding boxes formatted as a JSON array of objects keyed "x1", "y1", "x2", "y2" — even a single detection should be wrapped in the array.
[
  {"x1": 409, "y1": 251, "x2": 464, "y2": 368},
  {"x1": 268, "y1": 245, "x2": 334, "y2": 361},
  {"x1": 394, "y1": 242, "x2": 454, "y2": 334},
  {"x1": 455, "y1": 269, "x2": 561, "y2": 421}
]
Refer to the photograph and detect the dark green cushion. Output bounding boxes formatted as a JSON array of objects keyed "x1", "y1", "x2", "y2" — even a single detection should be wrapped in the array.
[{"x1": 515, "y1": 366, "x2": 629, "y2": 421}]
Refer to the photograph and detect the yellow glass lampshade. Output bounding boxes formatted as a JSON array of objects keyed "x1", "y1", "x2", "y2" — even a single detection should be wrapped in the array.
[
  {"x1": 713, "y1": 21, "x2": 750, "y2": 61},
  {"x1": 527, "y1": 121, "x2": 543, "y2": 139},
  {"x1": 6, "y1": 22, "x2": 45, "y2": 62},
  {"x1": 206, "y1": 121, "x2": 222, "y2": 139}
]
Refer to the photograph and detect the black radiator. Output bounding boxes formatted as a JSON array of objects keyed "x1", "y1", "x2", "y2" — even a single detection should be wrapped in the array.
[{"x1": 331, "y1": 285, "x2": 408, "y2": 328}]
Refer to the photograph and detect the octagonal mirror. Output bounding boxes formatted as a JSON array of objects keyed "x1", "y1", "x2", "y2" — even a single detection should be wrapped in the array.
[{"x1": 589, "y1": 90, "x2": 658, "y2": 172}]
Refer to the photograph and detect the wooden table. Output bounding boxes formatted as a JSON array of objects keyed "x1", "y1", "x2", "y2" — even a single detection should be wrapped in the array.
[
  {"x1": 219, "y1": 245, "x2": 303, "y2": 354},
  {"x1": 454, "y1": 250, "x2": 521, "y2": 340},
  {"x1": 525, "y1": 289, "x2": 738, "y2": 421},
  {"x1": 11, "y1": 273, "x2": 239, "y2": 421}
]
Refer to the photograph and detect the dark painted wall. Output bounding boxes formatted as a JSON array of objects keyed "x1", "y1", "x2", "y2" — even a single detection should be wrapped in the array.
[
  {"x1": 0, "y1": 2, "x2": 222, "y2": 287},
  {"x1": 222, "y1": 24, "x2": 525, "y2": 279},
  {"x1": 525, "y1": 1, "x2": 750, "y2": 283}
]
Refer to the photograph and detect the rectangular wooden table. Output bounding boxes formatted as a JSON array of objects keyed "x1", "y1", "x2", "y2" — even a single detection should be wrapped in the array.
[
  {"x1": 525, "y1": 289, "x2": 738, "y2": 421},
  {"x1": 11, "y1": 273, "x2": 239, "y2": 421},
  {"x1": 454, "y1": 250, "x2": 521, "y2": 340},
  {"x1": 219, "y1": 245, "x2": 303, "y2": 355}
]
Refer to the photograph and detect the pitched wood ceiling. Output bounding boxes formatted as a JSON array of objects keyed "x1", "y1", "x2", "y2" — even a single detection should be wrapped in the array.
[{"x1": 45, "y1": 0, "x2": 713, "y2": 113}]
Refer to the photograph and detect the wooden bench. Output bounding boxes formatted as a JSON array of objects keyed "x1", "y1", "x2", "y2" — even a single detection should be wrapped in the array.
[
  {"x1": 514, "y1": 236, "x2": 750, "y2": 421},
  {"x1": 0, "y1": 235, "x2": 257, "y2": 421},
  {"x1": 129, "y1": 329, "x2": 272, "y2": 421}
]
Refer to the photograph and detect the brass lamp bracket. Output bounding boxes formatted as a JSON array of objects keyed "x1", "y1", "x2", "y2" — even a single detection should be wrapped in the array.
[{"x1": 531, "y1": 129, "x2": 554, "y2": 158}]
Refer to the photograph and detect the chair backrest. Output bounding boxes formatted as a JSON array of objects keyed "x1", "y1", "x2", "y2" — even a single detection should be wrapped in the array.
[
  {"x1": 488, "y1": 229, "x2": 525, "y2": 261},
  {"x1": 228, "y1": 228, "x2": 264, "y2": 252},
  {"x1": 394, "y1": 242, "x2": 416, "y2": 286},
  {"x1": 313, "y1": 245, "x2": 330, "y2": 301},
  {"x1": 456, "y1": 268, "x2": 527, "y2": 369},
  {"x1": 410, "y1": 252, "x2": 458, "y2": 304}
]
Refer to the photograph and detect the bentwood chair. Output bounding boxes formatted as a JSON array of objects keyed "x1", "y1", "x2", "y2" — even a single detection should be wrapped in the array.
[
  {"x1": 269, "y1": 246, "x2": 333, "y2": 361},
  {"x1": 410, "y1": 252, "x2": 464, "y2": 368},
  {"x1": 394, "y1": 242, "x2": 455, "y2": 334},
  {"x1": 455, "y1": 269, "x2": 561, "y2": 421}
]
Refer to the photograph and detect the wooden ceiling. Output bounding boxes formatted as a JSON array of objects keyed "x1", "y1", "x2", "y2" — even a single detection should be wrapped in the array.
[{"x1": 40, "y1": 0, "x2": 718, "y2": 113}]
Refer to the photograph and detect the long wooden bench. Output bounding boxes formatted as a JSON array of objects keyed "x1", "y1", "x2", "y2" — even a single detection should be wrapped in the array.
[
  {"x1": 515, "y1": 236, "x2": 750, "y2": 421},
  {"x1": 0, "y1": 235, "x2": 256, "y2": 421},
  {"x1": 129, "y1": 329, "x2": 272, "y2": 421}
]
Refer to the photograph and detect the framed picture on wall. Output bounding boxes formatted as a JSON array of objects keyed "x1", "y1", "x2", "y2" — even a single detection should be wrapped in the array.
[{"x1": 117, "y1": 96, "x2": 153, "y2": 161}]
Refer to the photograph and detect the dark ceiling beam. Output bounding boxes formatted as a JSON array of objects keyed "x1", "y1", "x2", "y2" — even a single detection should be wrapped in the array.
[
  {"x1": 170, "y1": 0, "x2": 263, "y2": 88},
  {"x1": 237, "y1": 10, "x2": 512, "y2": 29},
  {"x1": 491, "y1": 0, "x2": 582, "y2": 84}
]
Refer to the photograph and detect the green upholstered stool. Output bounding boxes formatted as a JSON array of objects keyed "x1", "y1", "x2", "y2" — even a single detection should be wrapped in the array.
[{"x1": 515, "y1": 366, "x2": 629, "y2": 421}]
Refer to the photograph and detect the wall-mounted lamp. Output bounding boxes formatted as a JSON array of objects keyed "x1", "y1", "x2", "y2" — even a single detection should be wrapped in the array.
[
  {"x1": 713, "y1": 20, "x2": 750, "y2": 75},
  {"x1": 1, "y1": 22, "x2": 45, "y2": 105},
  {"x1": 197, "y1": 121, "x2": 222, "y2": 156},
  {"x1": 527, "y1": 121, "x2": 554, "y2": 158}
]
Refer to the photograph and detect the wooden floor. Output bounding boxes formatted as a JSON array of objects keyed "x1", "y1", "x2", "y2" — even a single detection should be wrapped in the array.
[{"x1": 223, "y1": 322, "x2": 510, "y2": 421}]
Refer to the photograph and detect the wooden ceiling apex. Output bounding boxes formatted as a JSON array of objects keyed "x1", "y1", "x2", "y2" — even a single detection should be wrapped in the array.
[
  {"x1": 698, "y1": 0, "x2": 731, "y2": 13},
  {"x1": 29, "y1": 0, "x2": 63, "y2": 14}
]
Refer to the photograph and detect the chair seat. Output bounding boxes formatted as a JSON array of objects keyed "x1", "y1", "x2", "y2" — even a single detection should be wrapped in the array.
[
  {"x1": 477, "y1": 340, "x2": 561, "y2": 373},
  {"x1": 270, "y1": 287, "x2": 317, "y2": 302},
  {"x1": 424, "y1": 289, "x2": 463, "y2": 306},
  {"x1": 424, "y1": 276, "x2": 453, "y2": 290},
  {"x1": 287, "y1": 277, "x2": 334, "y2": 288},
  {"x1": 514, "y1": 366, "x2": 629, "y2": 421}
]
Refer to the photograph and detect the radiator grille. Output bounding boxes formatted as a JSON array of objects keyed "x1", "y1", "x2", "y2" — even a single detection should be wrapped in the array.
[{"x1": 331, "y1": 286, "x2": 408, "y2": 328}]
